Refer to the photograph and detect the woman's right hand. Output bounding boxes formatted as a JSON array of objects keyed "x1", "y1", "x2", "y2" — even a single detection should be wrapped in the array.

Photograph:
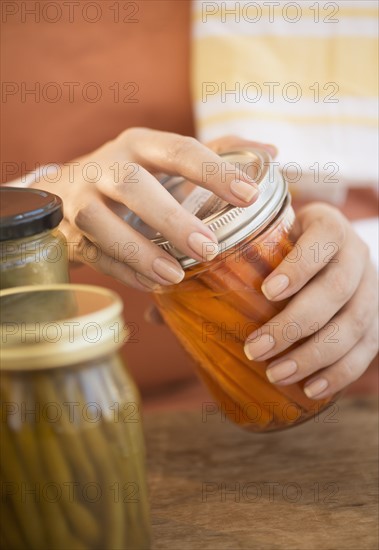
[{"x1": 32, "y1": 128, "x2": 273, "y2": 290}]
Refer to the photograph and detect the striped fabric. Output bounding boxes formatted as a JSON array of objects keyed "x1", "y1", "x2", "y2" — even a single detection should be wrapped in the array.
[{"x1": 191, "y1": 1, "x2": 378, "y2": 202}]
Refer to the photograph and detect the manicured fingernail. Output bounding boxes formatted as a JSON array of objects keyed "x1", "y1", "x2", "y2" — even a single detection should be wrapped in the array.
[
  {"x1": 152, "y1": 257, "x2": 185, "y2": 284},
  {"x1": 188, "y1": 232, "x2": 219, "y2": 261},
  {"x1": 135, "y1": 272, "x2": 160, "y2": 291},
  {"x1": 244, "y1": 333, "x2": 275, "y2": 360},
  {"x1": 230, "y1": 179, "x2": 258, "y2": 203},
  {"x1": 304, "y1": 378, "x2": 329, "y2": 399},
  {"x1": 266, "y1": 360, "x2": 298, "y2": 383},
  {"x1": 262, "y1": 274, "x2": 290, "y2": 300}
]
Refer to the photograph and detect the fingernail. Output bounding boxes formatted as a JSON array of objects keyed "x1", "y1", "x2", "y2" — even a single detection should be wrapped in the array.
[
  {"x1": 230, "y1": 179, "x2": 258, "y2": 203},
  {"x1": 262, "y1": 274, "x2": 290, "y2": 300},
  {"x1": 188, "y1": 232, "x2": 219, "y2": 261},
  {"x1": 152, "y1": 257, "x2": 185, "y2": 284},
  {"x1": 135, "y1": 272, "x2": 160, "y2": 291},
  {"x1": 304, "y1": 378, "x2": 329, "y2": 399},
  {"x1": 266, "y1": 360, "x2": 298, "y2": 383},
  {"x1": 244, "y1": 333, "x2": 275, "y2": 360}
]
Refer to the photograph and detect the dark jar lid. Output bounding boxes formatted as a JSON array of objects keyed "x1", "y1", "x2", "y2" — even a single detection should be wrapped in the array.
[{"x1": 0, "y1": 187, "x2": 64, "y2": 242}]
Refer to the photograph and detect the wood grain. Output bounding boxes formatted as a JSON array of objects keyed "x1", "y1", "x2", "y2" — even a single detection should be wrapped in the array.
[{"x1": 145, "y1": 397, "x2": 378, "y2": 550}]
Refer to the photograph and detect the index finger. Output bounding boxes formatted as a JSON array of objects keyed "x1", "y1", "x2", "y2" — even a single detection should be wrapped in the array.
[{"x1": 121, "y1": 128, "x2": 260, "y2": 207}]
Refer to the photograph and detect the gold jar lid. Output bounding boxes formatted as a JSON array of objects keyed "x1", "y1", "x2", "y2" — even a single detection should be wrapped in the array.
[
  {"x1": 0, "y1": 284, "x2": 127, "y2": 370},
  {"x1": 123, "y1": 148, "x2": 288, "y2": 268}
]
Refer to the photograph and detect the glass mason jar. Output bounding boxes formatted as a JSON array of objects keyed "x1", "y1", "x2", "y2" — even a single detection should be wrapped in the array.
[
  {"x1": 0, "y1": 187, "x2": 69, "y2": 289},
  {"x1": 0, "y1": 284, "x2": 151, "y2": 550},
  {"x1": 124, "y1": 148, "x2": 336, "y2": 432}
]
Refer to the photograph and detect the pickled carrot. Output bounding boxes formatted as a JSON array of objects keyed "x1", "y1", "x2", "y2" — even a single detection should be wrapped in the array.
[
  {"x1": 166, "y1": 308, "x2": 274, "y2": 428},
  {"x1": 164, "y1": 289, "x2": 251, "y2": 341},
  {"x1": 161, "y1": 301, "x2": 300, "y2": 426},
  {"x1": 201, "y1": 267, "x2": 279, "y2": 323},
  {"x1": 189, "y1": 316, "x2": 315, "y2": 412}
]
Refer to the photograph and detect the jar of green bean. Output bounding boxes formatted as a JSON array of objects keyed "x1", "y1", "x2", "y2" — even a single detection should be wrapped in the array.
[
  {"x1": 0, "y1": 187, "x2": 69, "y2": 289},
  {"x1": 0, "y1": 284, "x2": 150, "y2": 550}
]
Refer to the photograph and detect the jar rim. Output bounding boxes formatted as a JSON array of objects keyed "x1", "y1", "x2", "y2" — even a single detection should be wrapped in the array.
[{"x1": 0, "y1": 284, "x2": 127, "y2": 371}]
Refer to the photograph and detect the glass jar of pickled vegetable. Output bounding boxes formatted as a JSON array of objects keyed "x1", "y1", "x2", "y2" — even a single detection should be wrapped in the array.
[
  {"x1": 0, "y1": 284, "x2": 151, "y2": 550},
  {"x1": 0, "y1": 187, "x2": 69, "y2": 289},
  {"x1": 123, "y1": 148, "x2": 336, "y2": 432}
]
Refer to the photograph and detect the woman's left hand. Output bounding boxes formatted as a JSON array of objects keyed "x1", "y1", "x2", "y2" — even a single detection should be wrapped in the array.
[{"x1": 244, "y1": 202, "x2": 379, "y2": 399}]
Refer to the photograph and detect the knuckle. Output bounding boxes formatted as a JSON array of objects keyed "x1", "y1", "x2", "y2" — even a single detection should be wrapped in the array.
[
  {"x1": 121, "y1": 127, "x2": 135, "y2": 140},
  {"x1": 161, "y1": 206, "x2": 182, "y2": 227},
  {"x1": 298, "y1": 251, "x2": 316, "y2": 279},
  {"x1": 73, "y1": 203, "x2": 97, "y2": 230},
  {"x1": 114, "y1": 162, "x2": 140, "y2": 193},
  {"x1": 318, "y1": 213, "x2": 346, "y2": 245},
  {"x1": 310, "y1": 343, "x2": 326, "y2": 367},
  {"x1": 301, "y1": 204, "x2": 341, "y2": 237},
  {"x1": 338, "y1": 360, "x2": 360, "y2": 384},
  {"x1": 280, "y1": 310, "x2": 306, "y2": 341},
  {"x1": 100, "y1": 254, "x2": 115, "y2": 277},
  {"x1": 166, "y1": 136, "x2": 197, "y2": 165},
  {"x1": 366, "y1": 327, "x2": 379, "y2": 356},
  {"x1": 283, "y1": 243, "x2": 313, "y2": 279},
  {"x1": 295, "y1": 341, "x2": 326, "y2": 370},
  {"x1": 350, "y1": 309, "x2": 367, "y2": 341},
  {"x1": 325, "y1": 268, "x2": 352, "y2": 302},
  {"x1": 119, "y1": 126, "x2": 145, "y2": 143}
]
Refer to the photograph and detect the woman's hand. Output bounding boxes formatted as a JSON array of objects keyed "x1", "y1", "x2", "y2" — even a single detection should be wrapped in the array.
[
  {"x1": 32, "y1": 128, "x2": 273, "y2": 291},
  {"x1": 244, "y1": 203, "x2": 379, "y2": 399}
]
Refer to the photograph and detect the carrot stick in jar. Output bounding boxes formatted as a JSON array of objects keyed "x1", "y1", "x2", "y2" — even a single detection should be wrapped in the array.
[{"x1": 161, "y1": 303, "x2": 292, "y2": 427}]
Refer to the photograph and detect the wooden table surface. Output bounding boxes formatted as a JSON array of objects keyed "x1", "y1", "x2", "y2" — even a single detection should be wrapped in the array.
[{"x1": 144, "y1": 397, "x2": 378, "y2": 550}]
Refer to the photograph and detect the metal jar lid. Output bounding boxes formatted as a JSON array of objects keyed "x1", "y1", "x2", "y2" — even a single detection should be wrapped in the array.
[
  {"x1": 123, "y1": 148, "x2": 288, "y2": 269},
  {"x1": 0, "y1": 284, "x2": 127, "y2": 370}
]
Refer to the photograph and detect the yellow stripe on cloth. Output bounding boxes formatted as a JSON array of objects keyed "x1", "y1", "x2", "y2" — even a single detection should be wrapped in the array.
[
  {"x1": 197, "y1": 109, "x2": 378, "y2": 130},
  {"x1": 192, "y1": 35, "x2": 378, "y2": 102},
  {"x1": 194, "y1": 5, "x2": 379, "y2": 22}
]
